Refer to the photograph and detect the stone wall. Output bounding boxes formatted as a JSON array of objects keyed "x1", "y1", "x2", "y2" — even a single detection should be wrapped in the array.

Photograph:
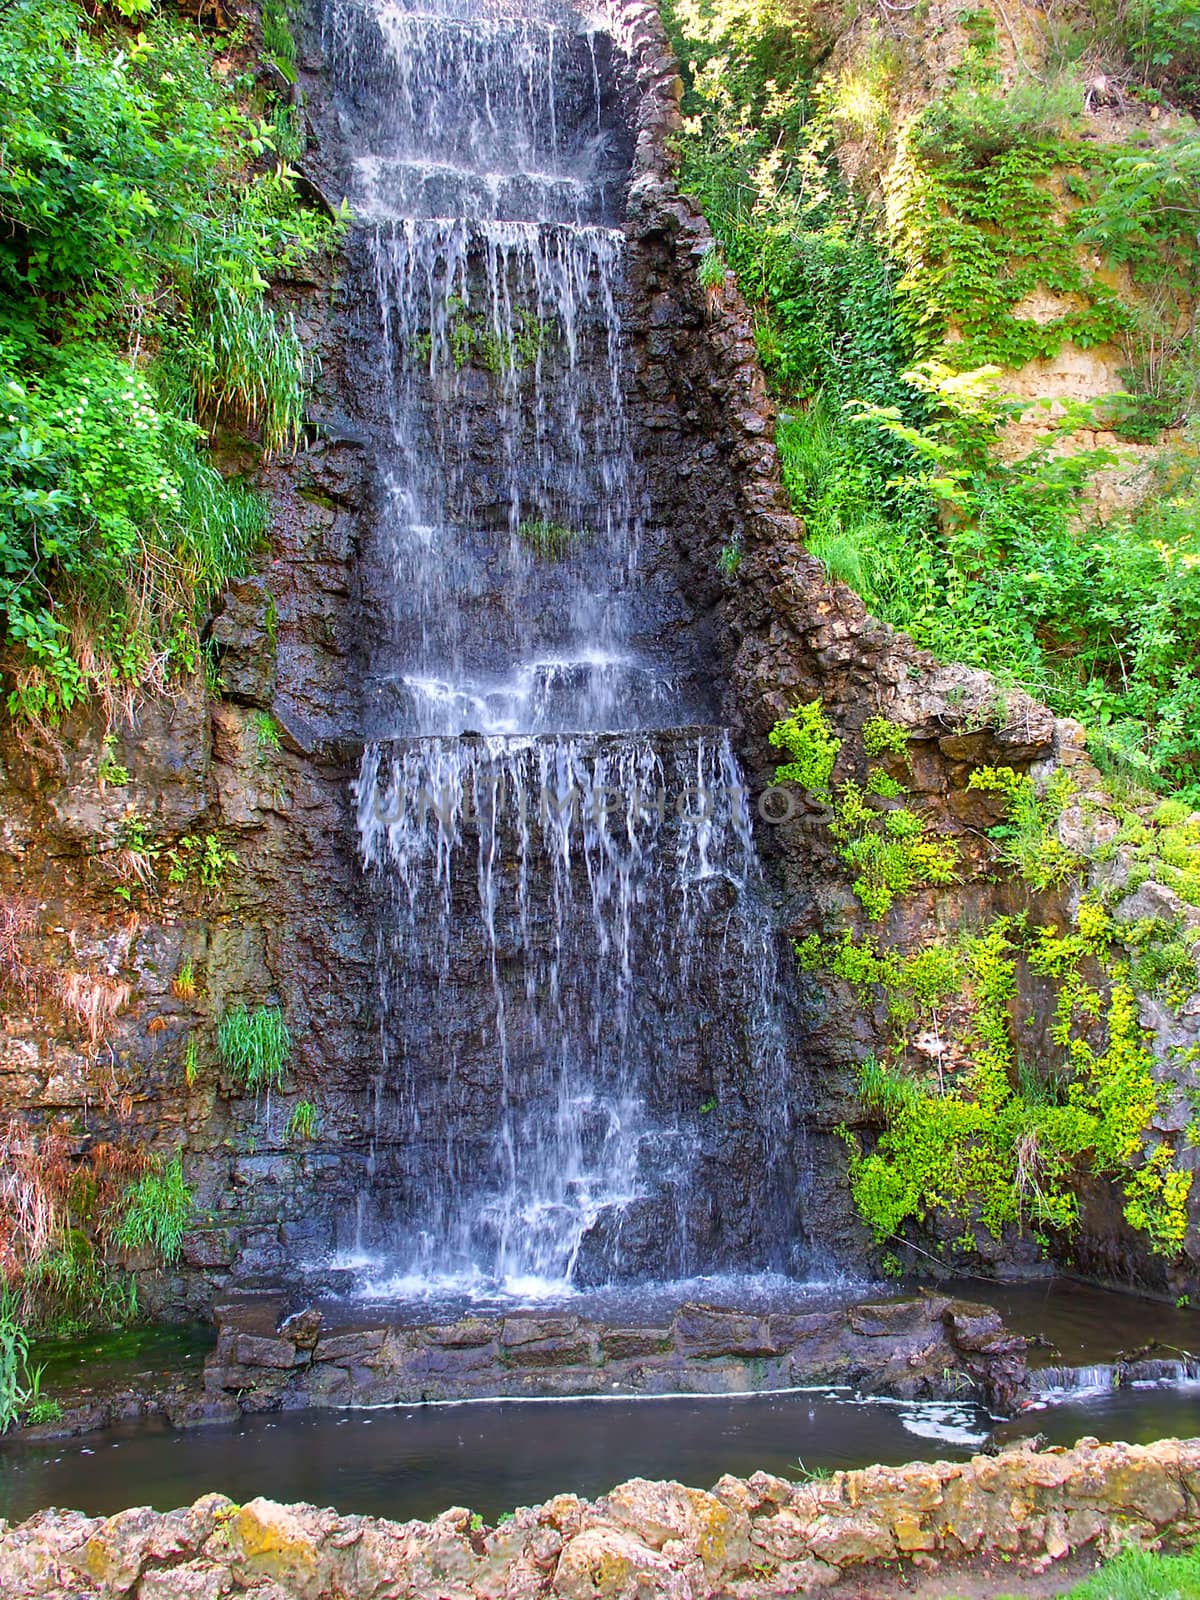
[
  {"x1": 199, "y1": 1293, "x2": 1027, "y2": 1416},
  {"x1": 5, "y1": 1436, "x2": 1200, "y2": 1599}
]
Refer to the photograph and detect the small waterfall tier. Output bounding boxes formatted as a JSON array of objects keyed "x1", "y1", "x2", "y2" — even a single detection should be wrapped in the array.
[
  {"x1": 325, "y1": 0, "x2": 806, "y2": 1297},
  {"x1": 351, "y1": 731, "x2": 791, "y2": 1292}
]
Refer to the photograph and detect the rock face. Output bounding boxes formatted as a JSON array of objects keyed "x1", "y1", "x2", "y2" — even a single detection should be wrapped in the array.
[
  {"x1": 0, "y1": 0, "x2": 1196, "y2": 1327},
  {"x1": 201, "y1": 1293, "x2": 1028, "y2": 1415},
  {"x1": 4, "y1": 1436, "x2": 1200, "y2": 1599},
  {"x1": 612, "y1": 0, "x2": 1200, "y2": 1288}
]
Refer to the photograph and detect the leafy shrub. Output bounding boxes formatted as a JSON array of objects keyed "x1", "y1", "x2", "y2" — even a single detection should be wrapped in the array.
[
  {"x1": 862, "y1": 716, "x2": 909, "y2": 761},
  {"x1": 0, "y1": 0, "x2": 338, "y2": 722},
  {"x1": 166, "y1": 833, "x2": 238, "y2": 893},
  {"x1": 218, "y1": 1004, "x2": 291, "y2": 1093},
  {"x1": 830, "y1": 782, "x2": 958, "y2": 919},
  {"x1": 768, "y1": 700, "x2": 840, "y2": 796},
  {"x1": 967, "y1": 765, "x2": 1082, "y2": 888},
  {"x1": 114, "y1": 1154, "x2": 194, "y2": 1264}
]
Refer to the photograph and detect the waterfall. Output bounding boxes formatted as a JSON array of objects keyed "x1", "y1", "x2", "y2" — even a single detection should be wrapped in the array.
[{"x1": 326, "y1": 0, "x2": 801, "y2": 1296}]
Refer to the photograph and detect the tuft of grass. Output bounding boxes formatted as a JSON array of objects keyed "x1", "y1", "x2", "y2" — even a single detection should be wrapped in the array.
[
  {"x1": 172, "y1": 958, "x2": 196, "y2": 1001},
  {"x1": 1034, "y1": 1546, "x2": 1200, "y2": 1600},
  {"x1": 218, "y1": 1004, "x2": 291, "y2": 1093},
  {"x1": 253, "y1": 711, "x2": 282, "y2": 753},
  {"x1": 698, "y1": 243, "x2": 727, "y2": 291},
  {"x1": 285, "y1": 1099, "x2": 318, "y2": 1142},
  {"x1": 516, "y1": 518, "x2": 579, "y2": 559},
  {"x1": 182, "y1": 280, "x2": 310, "y2": 458},
  {"x1": 857, "y1": 1053, "x2": 919, "y2": 1116},
  {"x1": 261, "y1": 0, "x2": 298, "y2": 82},
  {"x1": 718, "y1": 541, "x2": 742, "y2": 578},
  {"x1": 113, "y1": 1153, "x2": 194, "y2": 1264}
]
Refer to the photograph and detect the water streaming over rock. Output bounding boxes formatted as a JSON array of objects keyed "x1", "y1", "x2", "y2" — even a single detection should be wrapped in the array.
[{"x1": 325, "y1": 0, "x2": 804, "y2": 1295}]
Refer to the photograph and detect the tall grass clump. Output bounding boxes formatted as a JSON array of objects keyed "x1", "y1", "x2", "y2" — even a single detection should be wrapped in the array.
[
  {"x1": 183, "y1": 280, "x2": 311, "y2": 457},
  {"x1": 218, "y1": 1004, "x2": 292, "y2": 1093},
  {"x1": 113, "y1": 1153, "x2": 194, "y2": 1263}
]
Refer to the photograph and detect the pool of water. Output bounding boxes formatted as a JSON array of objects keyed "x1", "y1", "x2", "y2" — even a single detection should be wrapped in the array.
[
  {"x1": 961, "y1": 1278, "x2": 1200, "y2": 1369},
  {"x1": 5, "y1": 1380, "x2": 1200, "y2": 1528},
  {"x1": 7, "y1": 1275, "x2": 1199, "y2": 1527}
]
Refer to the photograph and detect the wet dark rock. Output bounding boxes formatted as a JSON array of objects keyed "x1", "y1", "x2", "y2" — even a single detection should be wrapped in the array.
[
  {"x1": 673, "y1": 1305, "x2": 774, "y2": 1358},
  {"x1": 201, "y1": 1293, "x2": 1029, "y2": 1417},
  {"x1": 233, "y1": 1334, "x2": 300, "y2": 1370},
  {"x1": 278, "y1": 1307, "x2": 324, "y2": 1349}
]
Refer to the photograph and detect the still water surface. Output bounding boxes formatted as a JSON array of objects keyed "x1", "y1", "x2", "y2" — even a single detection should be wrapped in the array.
[{"x1": 5, "y1": 1383, "x2": 1200, "y2": 1526}]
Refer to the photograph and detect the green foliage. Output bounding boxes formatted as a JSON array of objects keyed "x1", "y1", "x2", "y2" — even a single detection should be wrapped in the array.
[
  {"x1": 0, "y1": 0, "x2": 337, "y2": 723},
  {"x1": 517, "y1": 519, "x2": 579, "y2": 559},
  {"x1": 285, "y1": 1098, "x2": 319, "y2": 1142},
  {"x1": 768, "y1": 700, "x2": 840, "y2": 795},
  {"x1": 968, "y1": 764, "x2": 1082, "y2": 888},
  {"x1": 17, "y1": 1239, "x2": 139, "y2": 1339},
  {"x1": 772, "y1": 703, "x2": 956, "y2": 916},
  {"x1": 180, "y1": 281, "x2": 310, "y2": 455},
  {"x1": 98, "y1": 735, "x2": 131, "y2": 789},
  {"x1": 862, "y1": 716, "x2": 909, "y2": 761},
  {"x1": 663, "y1": 0, "x2": 1200, "y2": 801},
  {"x1": 262, "y1": 0, "x2": 298, "y2": 83},
  {"x1": 698, "y1": 245, "x2": 727, "y2": 291},
  {"x1": 857, "y1": 1054, "x2": 918, "y2": 1116},
  {"x1": 113, "y1": 1154, "x2": 194, "y2": 1264},
  {"x1": 814, "y1": 903, "x2": 1192, "y2": 1258},
  {"x1": 0, "y1": 1311, "x2": 59, "y2": 1432},
  {"x1": 253, "y1": 711, "x2": 283, "y2": 752},
  {"x1": 895, "y1": 97, "x2": 1123, "y2": 370},
  {"x1": 218, "y1": 1004, "x2": 291, "y2": 1093},
  {"x1": 1122, "y1": 917, "x2": 1199, "y2": 1009},
  {"x1": 830, "y1": 781, "x2": 958, "y2": 920},
  {"x1": 420, "y1": 297, "x2": 547, "y2": 376},
  {"x1": 1084, "y1": 0, "x2": 1200, "y2": 104},
  {"x1": 0, "y1": 1311, "x2": 30, "y2": 1432},
  {"x1": 717, "y1": 540, "x2": 743, "y2": 578},
  {"x1": 183, "y1": 1034, "x2": 200, "y2": 1088},
  {"x1": 866, "y1": 767, "x2": 904, "y2": 798},
  {"x1": 25, "y1": 1393, "x2": 63, "y2": 1426},
  {"x1": 1065, "y1": 1546, "x2": 1200, "y2": 1600},
  {"x1": 166, "y1": 832, "x2": 238, "y2": 894}
]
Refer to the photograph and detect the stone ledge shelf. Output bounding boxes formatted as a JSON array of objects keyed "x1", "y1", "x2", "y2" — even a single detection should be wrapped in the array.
[{"x1": 204, "y1": 1294, "x2": 1029, "y2": 1416}]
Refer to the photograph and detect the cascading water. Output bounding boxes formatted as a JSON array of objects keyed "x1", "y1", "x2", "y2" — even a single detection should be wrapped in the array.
[{"x1": 324, "y1": 0, "x2": 804, "y2": 1297}]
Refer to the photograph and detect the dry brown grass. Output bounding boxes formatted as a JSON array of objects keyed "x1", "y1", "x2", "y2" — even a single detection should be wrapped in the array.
[
  {"x1": 0, "y1": 1123, "x2": 62, "y2": 1278},
  {"x1": 0, "y1": 1121, "x2": 150, "y2": 1306},
  {"x1": 0, "y1": 897, "x2": 43, "y2": 1002},
  {"x1": 60, "y1": 971, "x2": 132, "y2": 1048}
]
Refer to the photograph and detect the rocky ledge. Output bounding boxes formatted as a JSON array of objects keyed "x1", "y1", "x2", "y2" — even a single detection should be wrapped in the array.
[
  {"x1": 5, "y1": 1436, "x2": 1198, "y2": 1599},
  {"x1": 204, "y1": 1293, "x2": 1028, "y2": 1414}
]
